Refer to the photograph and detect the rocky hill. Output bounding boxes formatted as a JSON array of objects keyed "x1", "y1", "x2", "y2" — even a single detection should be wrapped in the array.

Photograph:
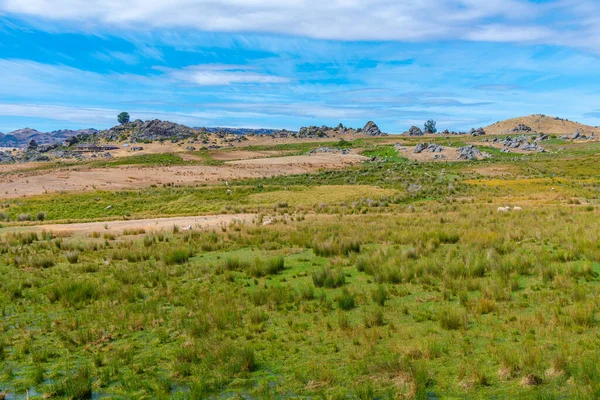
[
  {"x1": 99, "y1": 119, "x2": 198, "y2": 142},
  {"x1": 485, "y1": 114, "x2": 598, "y2": 136},
  {"x1": 0, "y1": 128, "x2": 97, "y2": 147}
]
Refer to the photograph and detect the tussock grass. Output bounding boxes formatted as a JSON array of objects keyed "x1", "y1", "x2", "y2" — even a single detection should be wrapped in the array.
[
  {"x1": 2, "y1": 144, "x2": 600, "y2": 398},
  {"x1": 312, "y1": 267, "x2": 345, "y2": 288}
]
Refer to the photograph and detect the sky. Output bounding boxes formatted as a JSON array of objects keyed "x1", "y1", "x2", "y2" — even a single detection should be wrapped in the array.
[{"x1": 0, "y1": 0, "x2": 599, "y2": 133}]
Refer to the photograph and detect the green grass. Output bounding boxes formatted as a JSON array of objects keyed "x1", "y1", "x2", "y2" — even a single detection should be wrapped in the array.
[
  {"x1": 1, "y1": 206, "x2": 599, "y2": 398},
  {"x1": 362, "y1": 144, "x2": 408, "y2": 162},
  {"x1": 1, "y1": 136, "x2": 600, "y2": 398}
]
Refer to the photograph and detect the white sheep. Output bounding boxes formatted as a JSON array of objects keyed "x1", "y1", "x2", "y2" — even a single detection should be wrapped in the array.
[
  {"x1": 513, "y1": 206, "x2": 523, "y2": 211},
  {"x1": 497, "y1": 206, "x2": 510, "y2": 212},
  {"x1": 181, "y1": 225, "x2": 193, "y2": 231}
]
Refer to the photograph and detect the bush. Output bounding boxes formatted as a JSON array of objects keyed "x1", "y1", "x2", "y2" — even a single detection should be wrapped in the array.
[
  {"x1": 36, "y1": 212, "x2": 47, "y2": 221},
  {"x1": 312, "y1": 267, "x2": 345, "y2": 288},
  {"x1": 0, "y1": 212, "x2": 9, "y2": 222}
]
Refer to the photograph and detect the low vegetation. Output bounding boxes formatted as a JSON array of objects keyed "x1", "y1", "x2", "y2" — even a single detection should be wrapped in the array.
[{"x1": 0, "y1": 134, "x2": 599, "y2": 398}]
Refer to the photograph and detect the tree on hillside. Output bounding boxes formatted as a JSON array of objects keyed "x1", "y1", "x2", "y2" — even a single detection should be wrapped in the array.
[
  {"x1": 117, "y1": 112, "x2": 130, "y2": 125},
  {"x1": 424, "y1": 120, "x2": 437, "y2": 134}
]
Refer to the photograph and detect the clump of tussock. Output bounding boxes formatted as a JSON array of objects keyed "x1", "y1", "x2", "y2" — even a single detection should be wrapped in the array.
[
  {"x1": 163, "y1": 248, "x2": 192, "y2": 265},
  {"x1": 312, "y1": 267, "x2": 345, "y2": 288}
]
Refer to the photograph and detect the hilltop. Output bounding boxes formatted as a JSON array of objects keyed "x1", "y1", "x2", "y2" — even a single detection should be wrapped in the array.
[
  {"x1": 0, "y1": 128, "x2": 98, "y2": 147},
  {"x1": 484, "y1": 114, "x2": 598, "y2": 136}
]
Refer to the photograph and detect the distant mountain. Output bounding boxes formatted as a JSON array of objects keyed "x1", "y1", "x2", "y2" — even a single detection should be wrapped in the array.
[
  {"x1": 0, "y1": 127, "x2": 98, "y2": 147},
  {"x1": 485, "y1": 114, "x2": 598, "y2": 136},
  {"x1": 199, "y1": 127, "x2": 295, "y2": 135}
]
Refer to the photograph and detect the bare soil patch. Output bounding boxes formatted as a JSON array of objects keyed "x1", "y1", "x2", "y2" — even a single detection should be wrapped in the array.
[
  {"x1": 395, "y1": 145, "x2": 464, "y2": 162},
  {"x1": 0, "y1": 154, "x2": 366, "y2": 199},
  {"x1": 5, "y1": 213, "x2": 255, "y2": 236}
]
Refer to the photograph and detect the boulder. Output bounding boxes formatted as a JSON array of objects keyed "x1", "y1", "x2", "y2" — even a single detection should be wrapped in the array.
[
  {"x1": 26, "y1": 139, "x2": 38, "y2": 151},
  {"x1": 512, "y1": 124, "x2": 533, "y2": 132},
  {"x1": 407, "y1": 126, "x2": 423, "y2": 136},
  {"x1": 0, "y1": 151, "x2": 15, "y2": 164},
  {"x1": 458, "y1": 145, "x2": 490, "y2": 160},
  {"x1": 470, "y1": 127, "x2": 486, "y2": 136},
  {"x1": 362, "y1": 121, "x2": 385, "y2": 136},
  {"x1": 414, "y1": 142, "x2": 428, "y2": 154}
]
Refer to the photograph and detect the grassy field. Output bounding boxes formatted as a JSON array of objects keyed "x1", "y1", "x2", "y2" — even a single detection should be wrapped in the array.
[{"x1": 1, "y1": 136, "x2": 599, "y2": 399}]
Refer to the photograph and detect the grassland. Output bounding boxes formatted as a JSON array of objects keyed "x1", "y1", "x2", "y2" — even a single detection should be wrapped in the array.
[{"x1": 0, "y1": 135, "x2": 599, "y2": 399}]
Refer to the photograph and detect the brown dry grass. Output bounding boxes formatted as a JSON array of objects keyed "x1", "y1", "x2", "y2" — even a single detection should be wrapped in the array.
[{"x1": 484, "y1": 114, "x2": 598, "y2": 135}]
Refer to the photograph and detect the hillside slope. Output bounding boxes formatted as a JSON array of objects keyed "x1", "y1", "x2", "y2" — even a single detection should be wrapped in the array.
[{"x1": 485, "y1": 114, "x2": 598, "y2": 135}]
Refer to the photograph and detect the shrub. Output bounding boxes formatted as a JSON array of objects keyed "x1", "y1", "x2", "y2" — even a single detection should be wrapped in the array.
[
  {"x1": 0, "y1": 212, "x2": 9, "y2": 222},
  {"x1": 36, "y1": 212, "x2": 47, "y2": 221},
  {"x1": 312, "y1": 267, "x2": 345, "y2": 288}
]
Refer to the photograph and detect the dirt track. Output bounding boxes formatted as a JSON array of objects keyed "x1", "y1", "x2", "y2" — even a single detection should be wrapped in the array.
[
  {"x1": 2, "y1": 214, "x2": 255, "y2": 235},
  {"x1": 0, "y1": 154, "x2": 366, "y2": 199}
]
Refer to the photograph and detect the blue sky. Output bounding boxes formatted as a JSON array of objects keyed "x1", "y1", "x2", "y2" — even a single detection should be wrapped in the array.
[{"x1": 0, "y1": 0, "x2": 599, "y2": 133}]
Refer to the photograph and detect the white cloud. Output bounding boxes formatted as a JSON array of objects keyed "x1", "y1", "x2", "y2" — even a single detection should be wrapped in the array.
[
  {"x1": 1, "y1": 0, "x2": 596, "y2": 50},
  {"x1": 160, "y1": 65, "x2": 290, "y2": 86}
]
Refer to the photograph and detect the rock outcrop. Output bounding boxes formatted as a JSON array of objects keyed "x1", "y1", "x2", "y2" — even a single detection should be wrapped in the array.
[
  {"x1": 458, "y1": 145, "x2": 491, "y2": 160},
  {"x1": 101, "y1": 119, "x2": 198, "y2": 142},
  {"x1": 414, "y1": 142, "x2": 444, "y2": 154},
  {"x1": 470, "y1": 127, "x2": 486, "y2": 136},
  {"x1": 512, "y1": 124, "x2": 533, "y2": 132},
  {"x1": 0, "y1": 151, "x2": 15, "y2": 163},
  {"x1": 362, "y1": 121, "x2": 385, "y2": 136},
  {"x1": 407, "y1": 126, "x2": 423, "y2": 136}
]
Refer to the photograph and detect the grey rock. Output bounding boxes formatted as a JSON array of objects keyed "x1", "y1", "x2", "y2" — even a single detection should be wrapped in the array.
[
  {"x1": 407, "y1": 126, "x2": 423, "y2": 136},
  {"x1": 363, "y1": 121, "x2": 385, "y2": 136},
  {"x1": 0, "y1": 151, "x2": 15, "y2": 164},
  {"x1": 470, "y1": 127, "x2": 486, "y2": 136},
  {"x1": 458, "y1": 145, "x2": 491, "y2": 160},
  {"x1": 414, "y1": 142, "x2": 428, "y2": 154},
  {"x1": 512, "y1": 124, "x2": 533, "y2": 132}
]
